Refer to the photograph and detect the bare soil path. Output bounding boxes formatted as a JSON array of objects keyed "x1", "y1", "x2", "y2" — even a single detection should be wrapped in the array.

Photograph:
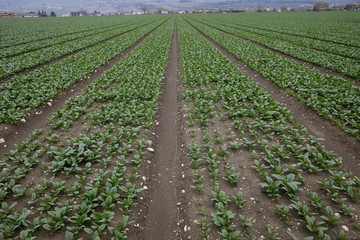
[
  {"x1": 143, "y1": 21, "x2": 190, "y2": 240},
  {"x1": 187, "y1": 20, "x2": 360, "y2": 178},
  {"x1": 0, "y1": 24, "x2": 162, "y2": 159}
]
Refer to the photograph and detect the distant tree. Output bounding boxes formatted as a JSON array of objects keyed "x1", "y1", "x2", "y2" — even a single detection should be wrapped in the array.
[
  {"x1": 256, "y1": 4, "x2": 265, "y2": 12},
  {"x1": 345, "y1": 4, "x2": 354, "y2": 10},
  {"x1": 50, "y1": 11, "x2": 56, "y2": 17},
  {"x1": 37, "y1": 10, "x2": 48, "y2": 17},
  {"x1": 281, "y1": 5, "x2": 288, "y2": 11},
  {"x1": 313, "y1": 1, "x2": 329, "y2": 11},
  {"x1": 156, "y1": 6, "x2": 165, "y2": 14},
  {"x1": 141, "y1": 4, "x2": 148, "y2": 14}
]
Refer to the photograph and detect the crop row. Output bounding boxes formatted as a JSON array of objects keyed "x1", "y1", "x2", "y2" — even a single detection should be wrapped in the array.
[
  {"x1": 191, "y1": 17, "x2": 360, "y2": 79},
  {"x1": 0, "y1": 19, "x2": 142, "y2": 59},
  {"x1": 178, "y1": 18, "x2": 359, "y2": 239},
  {"x1": 185, "y1": 18, "x2": 360, "y2": 140},
  {"x1": 0, "y1": 17, "x2": 163, "y2": 79},
  {"x1": 0, "y1": 17, "x2": 166, "y2": 124},
  {"x1": 0, "y1": 15, "x2": 148, "y2": 48},
  {"x1": 214, "y1": 19, "x2": 360, "y2": 61},
  {"x1": 203, "y1": 12, "x2": 360, "y2": 48},
  {"x1": 0, "y1": 17, "x2": 174, "y2": 239}
]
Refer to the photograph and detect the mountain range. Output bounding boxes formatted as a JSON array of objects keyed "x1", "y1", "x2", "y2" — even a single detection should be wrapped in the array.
[{"x1": 0, "y1": 0, "x2": 353, "y2": 13}]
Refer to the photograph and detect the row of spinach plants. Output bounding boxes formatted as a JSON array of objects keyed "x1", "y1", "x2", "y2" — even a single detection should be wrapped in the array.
[
  {"x1": 0, "y1": 18, "x2": 143, "y2": 59},
  {"x1": 0, "y1": 15, "x2": 141, "y2": 48},
  {"x1": 0, "y1": 17, "x2": 164, "y2": 79},
  {"x1": 185, "y1": 17, "x2": 360, "y2": 140},
  {"x1": 199, "y1": 12, "x2": 360, "y2": 48},
  {"x1": 189, "y1": 17, "x2": 360, "y2": 79},
  {"x1": 0, "y1": 17, "x2": 175, "y2": 239},
  {"x1": 0, "y1": 17, "x2": 166, "y2": 124},
  {"x1": 178, "y1": 18, "x2": 359, "y2": 240}
]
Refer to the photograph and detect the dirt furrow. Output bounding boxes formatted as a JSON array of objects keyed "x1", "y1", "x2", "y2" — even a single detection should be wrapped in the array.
[
  {"x1": 0, "y1": 23, "x2": 163, "y2": 159},
  {"x1": 0, "y1": 19, "x2": 162, "y2": 84},
  {"x1": 142, "y1": 22, "x2": 191, "y2": 240},
  {"x1": 187, "y1": 20, "x2": 360, "y2": 178},
  {"x1": 192, "y1": 18, "x2": 360, "y2": 86}
]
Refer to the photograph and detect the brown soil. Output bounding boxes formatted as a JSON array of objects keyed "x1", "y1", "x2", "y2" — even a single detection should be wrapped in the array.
[
  {"x1": 0, "y1": 23, "x2": 161, "y2": 159},
  {"x1": 136, "y1": 21, "x2": 193, "y2": 240},
  {"x1": 187, "y1": 20, "x2": 360, "y2": 178}
]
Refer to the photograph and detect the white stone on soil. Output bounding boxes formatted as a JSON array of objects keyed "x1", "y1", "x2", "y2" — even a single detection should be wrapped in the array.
[
  {"x1": 342, "y1": 225, "x2": 349, "y2": 232},
  {"x1": 0, "y1": 138, "x2": 5, "y2": 144}
]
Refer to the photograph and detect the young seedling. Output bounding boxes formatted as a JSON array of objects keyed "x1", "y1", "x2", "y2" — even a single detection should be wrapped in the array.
[
  {"x1": 232, "y1": 192, "x2": 247, "y2": 210},
  {"x1": 275, "y1": 204, "x2": 292, "y2": 224},
  {"x1": 239, "y1": 214, "x2": 253, "y2": 232},
  {"x1": 266, "y1": 225, "x2": 281, "y2": 240}
]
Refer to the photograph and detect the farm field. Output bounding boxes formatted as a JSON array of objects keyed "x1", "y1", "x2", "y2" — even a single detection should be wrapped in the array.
[{"x1": 0, "y1": 11, "x2": 359, "y2": 240}]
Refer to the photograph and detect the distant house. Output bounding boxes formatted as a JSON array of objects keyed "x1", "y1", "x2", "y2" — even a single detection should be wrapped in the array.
[
  {"x1": 178, "y1": 11, "x2": 186, "y2": 14},
  {"x1": 23, "y1": 13, "x2": 39, "y2": 18},
  {"x1": 0, "y1": 11, "x2": 17, "y2": 18},
  {"x1": 61, "y1": 13, "x2": 71, "y2": 17},
  {"x1": 161, "y1": 10, "x2": 168, "y2": 14}
]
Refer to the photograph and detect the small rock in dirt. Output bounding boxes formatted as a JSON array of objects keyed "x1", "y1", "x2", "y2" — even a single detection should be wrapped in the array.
[
  {"x1": 147, "y1": 140, "x2": 153, "y2": 145},
  {"x1": 335, "y1": 213, "x2": 340, "y2": 217},
  {"x1": 21, "y1": 118, "x2": 26, "y2": 123},
  {"x1": 143, "y1": 186, "x2": 148, "y2": 190},
  {"x1": 181, "y1": 189, "x2": 185, "y2": 194},
  {"x1": 0, "y1": 138, "x2": 5, "y2": 144},
  {"x1": 142, "y1": 176, "x2": 146, "y2": 181},
  {"x1": 47, "y1": 102, "x2": 52, "y2": 107},
  {"x1": 147, "y1": 148, "x2": 154, "y2": 152},
  {"x1": 3, "y1": 145, "x2": 6, "y2": 148},
  {"x1": 342, "y1": 225, "x2": 349, "y2": 232},
  {"x1": 177, "y1": 202, "x2": 181, "y2": 206}
]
